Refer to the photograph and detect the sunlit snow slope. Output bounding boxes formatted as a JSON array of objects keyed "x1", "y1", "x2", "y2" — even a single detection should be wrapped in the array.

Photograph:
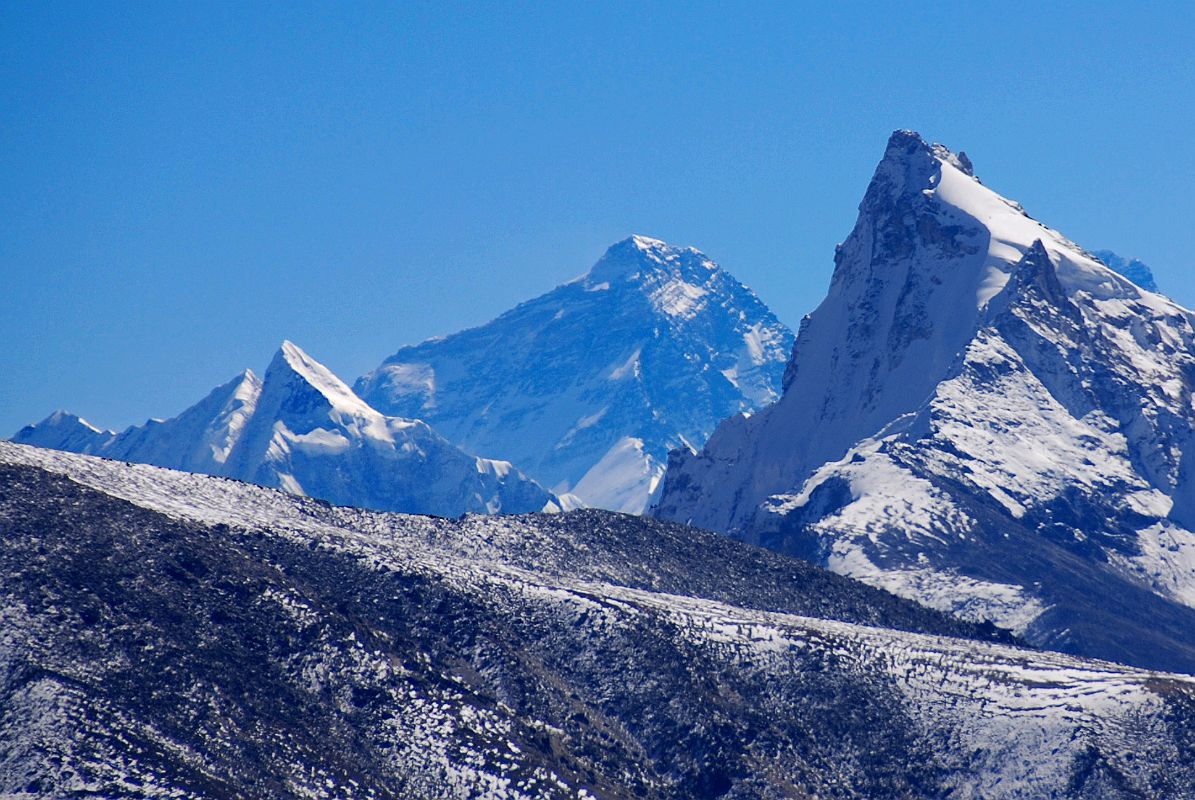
[
  {"x1": 3, "y1": 441, "x2": 1194, "y2": 799},
  {"x1": 356, "y1": 236, "x2": 793, "y2": 513},
  {"x1": 655, "y1": 131, "x2": 1195, "y2": 674}
]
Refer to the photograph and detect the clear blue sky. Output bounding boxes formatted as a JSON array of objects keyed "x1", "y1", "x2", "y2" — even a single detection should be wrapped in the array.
[{"x1": 3, "y1": 2, "x2": 1193, "y2": 435}]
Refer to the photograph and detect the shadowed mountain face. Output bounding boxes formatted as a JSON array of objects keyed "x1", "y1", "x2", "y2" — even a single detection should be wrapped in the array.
[
  {"x1": 12, "y1": 341, "x2": 556, "y2": 517},
  {"x1": 655, "y1": 131, "x2": 1195, "y2": 675},
  {"x1": 2, "y1": 441, "x2": 1195, "y2": 799},
  {"x1": 356, "y1": 235, "x2": 794, "y2": 513}
]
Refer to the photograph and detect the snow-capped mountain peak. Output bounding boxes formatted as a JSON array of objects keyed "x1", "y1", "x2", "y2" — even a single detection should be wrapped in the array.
[
  {"x1": 581, "y1": 234, "x2": 716, "y2": 293},
  {"x1": 357, "y1": 236, "x2": 794, "y2": 513},
  {"x1": 44, "y1": 409, "x2": 106, "y2": 432},
  {"x1": 14, "y1": 410, "x2": 113, "y2": 454},
  {"x1": 270, "y1": 340, "x2": 374, "y2": 418},
  {"x1": 655, "y1": 130, "x2": 1195, "y2": 673},
  {"x1": 252, "y1": 340, "x2": 395, "y2": 449}
]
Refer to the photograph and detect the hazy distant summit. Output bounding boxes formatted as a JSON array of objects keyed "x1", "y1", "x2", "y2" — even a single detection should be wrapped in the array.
[
  {"x1": 1092, "y1": 249, "x2": 1159, "y2": 292},
  {"x1": 357, "y1": 235, "x2": 794, "y2": 513}
]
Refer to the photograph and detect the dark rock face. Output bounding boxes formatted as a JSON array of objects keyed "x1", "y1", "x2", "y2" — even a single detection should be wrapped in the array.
[{"x1": 2, "y1": 445, "x2": 1195, "y2": 798}]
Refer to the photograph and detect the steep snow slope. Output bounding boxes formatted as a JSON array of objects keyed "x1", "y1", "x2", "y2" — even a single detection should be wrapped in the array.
[
  {"x1": 655, "y1": 131, "x2": 1195, "y2": 673},
  {"x1": 356, "y1": 236, "x2": 793, "y2": 513},
  {"x1": 13, "y1": 342, "x2": 556, "y2": 517},
  {"x1": 3, "y1": 441, "x2": 1195, "y2": 799}
]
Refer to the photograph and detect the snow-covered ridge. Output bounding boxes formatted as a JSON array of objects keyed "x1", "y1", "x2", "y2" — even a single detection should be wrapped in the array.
[
  {"x1": 357, "y1": 235, "x2": 793, "y2": 513},
  {"x1": 655, "y1": 130, "x2": 1195, "y2": 674},
  {"x1": 12, "y1": 341, "x2": 557, "y2": 517}
]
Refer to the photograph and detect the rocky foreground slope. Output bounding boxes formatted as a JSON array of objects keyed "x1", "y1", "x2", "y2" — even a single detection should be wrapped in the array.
[{"x1": 1, "y1": 441, "x2": 1193, "y2": 799}]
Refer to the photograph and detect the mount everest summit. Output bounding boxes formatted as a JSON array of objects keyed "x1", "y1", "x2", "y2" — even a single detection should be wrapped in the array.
[
  {"x1": 14, "y1": 341, "x2": 557, "y2": 517},
  {"x1": 655, "y1": 131, "x2": 1195, "y2": 674},
  {"x1": 357, "y1": 235, "x2": 793, "y2": 513}
]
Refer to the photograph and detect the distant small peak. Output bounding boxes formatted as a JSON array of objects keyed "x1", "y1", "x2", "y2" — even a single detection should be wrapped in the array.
[
  {"x1": 37, "y1": 410, "x2": 104, "y2": 432},
  {"x1": 12, "y1": 409, "x2": 113, "y2": 446},
  {"x1": 1092, "y1": 250, "x2": 1159, "y2": 293},
  {"x1": 214, "y1": 367, "x2": 259, "y2": 389},
  {"x1": 629, "y1": 233, "x2": 668, "y2": 250},
  {"x1": 218, "y1": 368, "x2": 262, "y2": 405}
]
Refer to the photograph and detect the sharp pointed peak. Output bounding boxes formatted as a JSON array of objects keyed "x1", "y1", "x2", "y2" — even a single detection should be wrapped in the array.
[
  {"x1": 268, "y1": 339, "x2": 332, "y2": 380},
  {"x1": 1003, "y1": 238, "x2": 1073, "y2": 310},
  {"x1": 880, "y1": 129, "x2": 976, "y2": 179},
  {"x1": 212, "y1": 367, "x2": 261, "y2": 392},
  {"x1": 1025, "y1": 238, "x2": 1053, "y2": 260},
  {"x1": 264, "y1": 339, "x2": 378, "y2": 417},
  {"x1": 268, "y1": 340, "x2": 335, "y2": 382},
  {"x1": 276, "y1": 338, "x2": 310, "y2": 364},
  {"x1": 1015, "y1": 238, "x2": 1061, "y2": 281}
]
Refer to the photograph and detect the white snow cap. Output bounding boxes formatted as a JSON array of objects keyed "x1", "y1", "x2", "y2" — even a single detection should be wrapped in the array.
[
  {"x1": 583, "y1": 234, "x2": 711, "y2": 286},
  {"x1": 270, "y1": 340, "x2": 379, "y2": 418}
]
